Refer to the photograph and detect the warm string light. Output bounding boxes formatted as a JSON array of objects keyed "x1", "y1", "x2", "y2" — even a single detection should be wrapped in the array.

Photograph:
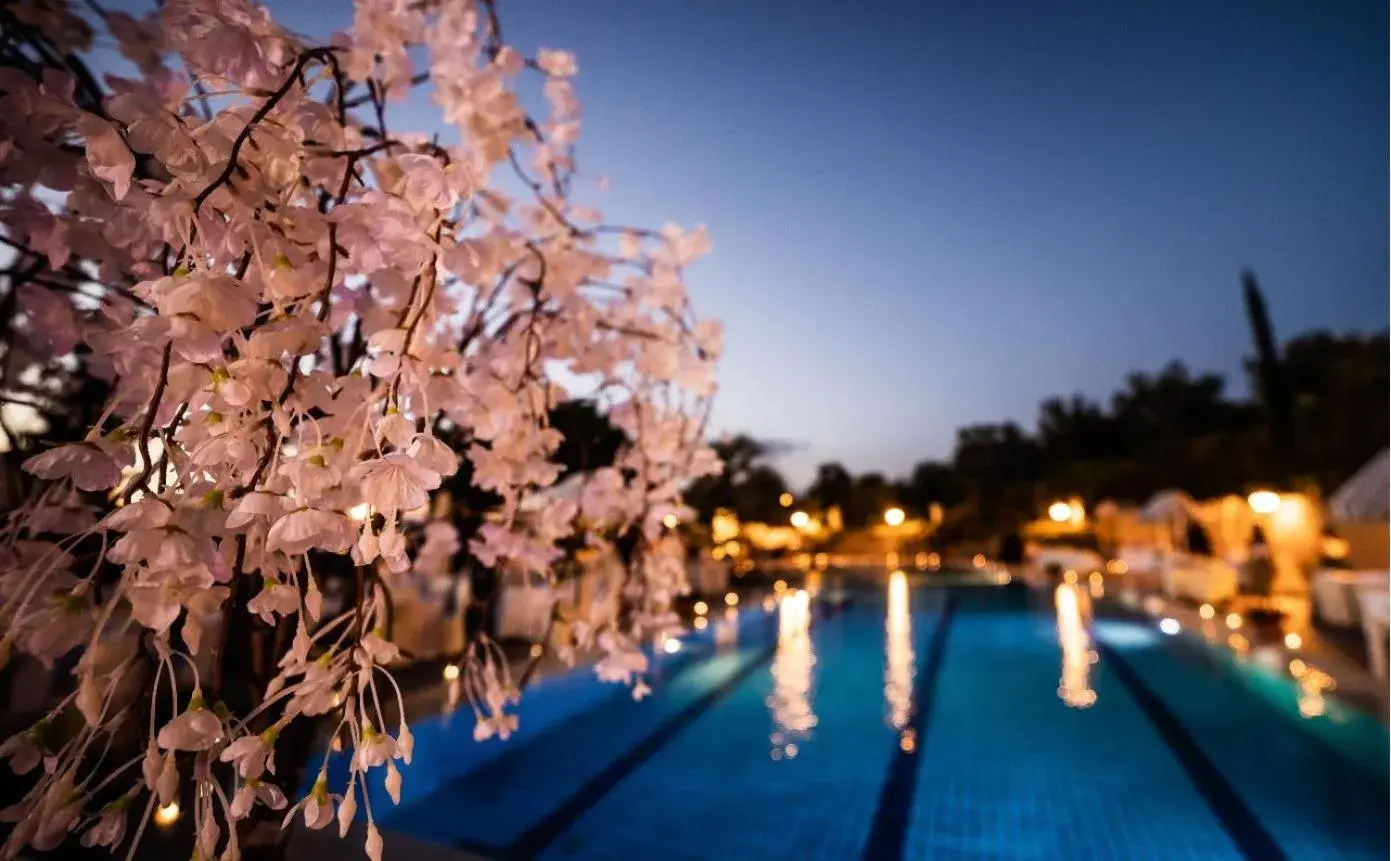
[
  {"x1": 1293, "y1": 663, "x2": 1336, "y2": 718},
  {"x1": 154, "y1": 803, "x2": 181, "y2": 827},
  {"x1": 768, "y1": 590, "x2": 817, "y2": 760}
]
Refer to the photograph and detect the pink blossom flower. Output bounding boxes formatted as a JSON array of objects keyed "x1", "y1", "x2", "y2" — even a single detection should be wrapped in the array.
[
  {"x1": 20, "y1": 597, "x2": 93, "y2": 669},
  {"x1": 80, "y1": 799, "x2": 129, "y2": 848},
  {"x1": 537, "y1": 48, "x2": 578, "y2": 77},
  {"x1": 18, "y1": 283, "x2": 79, "y2": 354},
  {"x1": 280, "y1": 454, "x2": 342, "y2": 501},
  {"x1": 140, "y1": 739, "x2": 162, "y2": 792},
  {"x1": 384, "y1": 760, "x2": 403, "y2": 804},
  {"x1": 157, "y1": 751, "x2": 178, "y2": 806},
  {"x1": 303, "y1": 787, "x2": 333, "y2": 830},
  {"x1": 366, "y1": 822, "x2": 384, "y2": 861},
  {"x1": 0, "y1": 726, "x2": 44, "y2": 775},
  {"x1": 76, "y1": 115, "x2": 135, "y2": 200},
  {"x1": 353, "y1": 453, "x2": 441, "y2": 518},
  {"x1": 229, "y1": 778, "x2": 286, "y2": 819},
  {"x1": 375, "y1": 411, "x2": 416, "y2": 449},
  {"x1": 248, "y1": 577, "x2": 300, "y2": 624},
  {"x1": 358, "y1": 631, "x2": 400, "y2": 667},
  {"x1": 100, "y1": 496, "x2": 173, "y2": 531},
  {"x1": 224, "y1": 491, "x2": 284, "y2": 530},
  {"x1": 354, "y1": 722, "x2": 397, "y2": 770},
  {"x1": 396, "y1": 153, "x2": 454, "y2": 210},
  {"x1": 154, "y1": 273, "x2": 259, "y2": 331},
  {"x1": 335, "y1": 785, "x2": 357, "y2": 837},
  {"x1": 220, "y1": 730, "x2": 277, "y2": 780},
  {"x1": 22, "y1": 443, "x2": 124, "y2": 491},
  {"x1": 408, "y1": 434, "x2": 459, "y2": 476},
  {"x1": 156, "y1": 691, "x2": 223, "y2": 751},
  {"x1": 125, "y1": 567, "x2": 219, "y2": 633},
  {"x1": 267, "y1": 508, "x2": 354, "y2": 555}
]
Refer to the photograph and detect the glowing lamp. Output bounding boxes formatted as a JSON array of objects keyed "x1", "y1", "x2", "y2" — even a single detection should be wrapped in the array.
[
  {"x1": 154, "y1": 803, "x2": 181, "y2": 827},
  {"x1": 1247, "y1": 490, "x2": 1280, "y2": 515}
]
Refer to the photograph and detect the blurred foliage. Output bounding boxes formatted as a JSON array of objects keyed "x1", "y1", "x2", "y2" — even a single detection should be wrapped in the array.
[
  {"x1": 684, "y1": 434, "x2": 791, "y2": 524},
  {"x1": 695, "y1": 325, "x2": 1387, "y2": 547}
]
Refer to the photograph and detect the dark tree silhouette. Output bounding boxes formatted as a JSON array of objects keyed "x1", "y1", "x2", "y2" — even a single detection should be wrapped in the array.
[
  {"x1": 684, "y1": 435, "x2": 791, "y2": 523},
  {"x1": 807, "y1": 461, "x2": 854, "y2": 512},
  {"x1": 1243, "y1": 269, "x2": 1298, "y2": 470}
]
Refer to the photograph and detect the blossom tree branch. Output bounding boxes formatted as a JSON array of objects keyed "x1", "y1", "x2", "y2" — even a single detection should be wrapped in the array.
[{"x1": 0, "y1": 1, "x2": 723, "y2": 859}]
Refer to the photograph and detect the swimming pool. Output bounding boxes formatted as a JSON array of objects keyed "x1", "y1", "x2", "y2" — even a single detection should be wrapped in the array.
[{"x1": 338, "y1": 576, "x2": 1389, "y2": 860}]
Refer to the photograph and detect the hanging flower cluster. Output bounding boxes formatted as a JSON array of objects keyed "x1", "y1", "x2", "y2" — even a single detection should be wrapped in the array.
[{"x1": 0, "y1": 0, "x2": 721, "y2": 857}]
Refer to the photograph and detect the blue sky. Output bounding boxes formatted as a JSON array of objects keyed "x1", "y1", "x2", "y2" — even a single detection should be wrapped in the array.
[{"x1": 270, "y1": 2, "x2": 1387, "y2": 485}]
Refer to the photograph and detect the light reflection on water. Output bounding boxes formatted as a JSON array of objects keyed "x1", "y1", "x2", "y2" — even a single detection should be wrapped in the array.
[
  {"x1": 1055, "y1": 583, "x2": 1098, "y2": 709},
  {"x1": 768, "y1": 590, "x2": 817, "y2": 760},
  {"x1": 885, "y1": 570, "x2": 915, "y2": 730},
  {"x1": 714, "y1": 605, "x2": 740, "y2": 647}
]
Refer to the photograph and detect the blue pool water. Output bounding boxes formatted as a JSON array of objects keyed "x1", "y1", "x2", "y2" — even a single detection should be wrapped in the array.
[{"x1": 333, "y1": 580, "x2": 1389, "y2": 860}]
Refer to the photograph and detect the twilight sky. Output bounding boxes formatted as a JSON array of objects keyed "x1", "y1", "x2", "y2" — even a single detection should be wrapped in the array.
[{"x1": 271, "y1": 0, "x2": 1388, "y2": 487}]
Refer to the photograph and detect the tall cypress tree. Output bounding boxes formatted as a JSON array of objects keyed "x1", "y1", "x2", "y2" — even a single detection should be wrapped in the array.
[{"x1": 1242, "y1": 269, "x2": 1298, "y2": 474}]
